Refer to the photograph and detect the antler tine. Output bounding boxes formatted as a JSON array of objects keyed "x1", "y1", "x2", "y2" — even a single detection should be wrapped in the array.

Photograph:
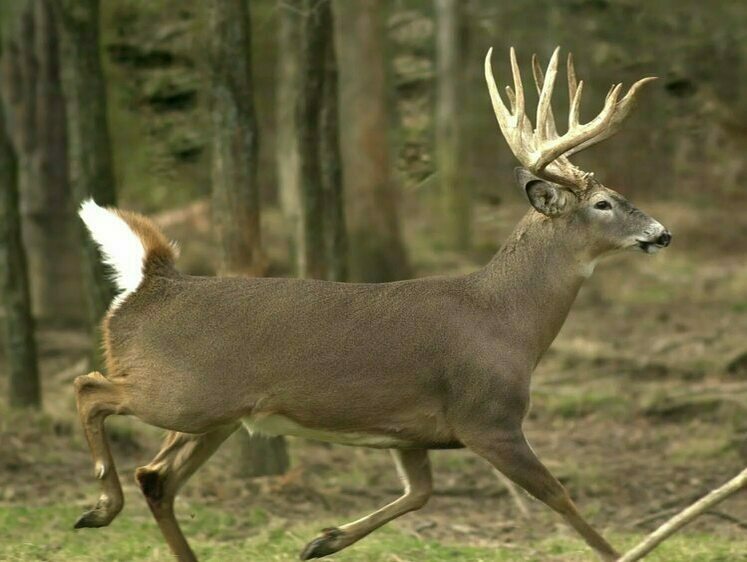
[
  {"x1": 531, "y1": 53, "x2": 558, "y2": 139},
  {"x1": 567, "y1": 53, "x2": 578, "y2": 101},
  {"x1": 485, "y1": 47, "x2": 534, "y2": 168},
  {"x1": 564, "y1": 76, "x2": 657, "y2": 157},
  {"x1": 509, "y1": 47, "x2": 524, "y2": 127},
  {"x1": 484, "y1": 48, "x2": 513, "y2": 132},
  {"x1": 535, "y1": 47, "x2": 559, "y2": 142},
  {"x1": 569, "y1": 80, "x2": 583, "y2": 129},
  {"x1": 505, "y1": 85, "x2": 516, "y2": 114}
]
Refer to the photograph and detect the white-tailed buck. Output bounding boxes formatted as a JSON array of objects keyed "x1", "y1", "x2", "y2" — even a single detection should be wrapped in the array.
[{"x1": 74, "y1": 47, "x2": 670, "y2": 561}]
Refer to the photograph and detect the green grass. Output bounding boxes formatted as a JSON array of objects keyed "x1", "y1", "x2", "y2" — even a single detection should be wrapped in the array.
[{"x1": 1, "y1": 503, "x2": 745, "y2": 562}]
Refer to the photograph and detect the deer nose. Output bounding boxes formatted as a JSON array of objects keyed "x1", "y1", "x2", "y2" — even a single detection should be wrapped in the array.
[{"x1": 656, "y1": 230, "x2": 672, "y2": 247}]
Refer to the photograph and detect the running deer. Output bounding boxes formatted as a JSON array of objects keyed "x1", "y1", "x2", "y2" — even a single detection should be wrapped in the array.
[{"x1": 73, "y1": 47, "x2": 670, "y2": 561}]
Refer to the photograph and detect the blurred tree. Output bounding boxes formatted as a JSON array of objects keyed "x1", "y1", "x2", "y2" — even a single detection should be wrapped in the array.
[
  {"x1": 208, "y1": 0, "x2": 265, "y2": 278},
  {"x1": 435, "y1": 0, "x2": 470, "y2": 250},
  {"x1": 0, "y1": 36, "x2": 41, "y2": 408},
  {"x1": 51, "y1": 0, "x2": 116, "y2": 369},
  {"x1": 296, "y1": 0, "x2": 326, "y2": 279},
  {"x1": 276, "y1": 0, "x2": 303, "y2": 275},
  {"x1": 278, "y1": 0, "x2": 346, "y2": 281},
  {"x1": 333, "y1": 0, "x2": 409, "y2": 282},
  {"x1": 295, "y1": 0, "x2": 347, "y2": 281},
  {"x1": 319, "y1": 0, "x2": 347, "y2": 282},
  {"x1": 1, "y1": 0, "x2": 83, "y2": 326},
  {"x1": 207, "y1": 0, "x2": 288, "y2": 477}
]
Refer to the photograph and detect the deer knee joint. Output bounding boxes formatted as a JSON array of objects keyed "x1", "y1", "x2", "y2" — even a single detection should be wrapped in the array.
[
  {"x1": 136, "y1": 467, "x2": 167, "y2": 505},
  {"x1": 74, "y1": 372, "x2": 103, "y2": 394},
  {"x1": 408, "y1": 490, "x2": 431, "y2": 510},
  {"x1": 406, "y1": 478, "x2": 432, "y2": 510}
]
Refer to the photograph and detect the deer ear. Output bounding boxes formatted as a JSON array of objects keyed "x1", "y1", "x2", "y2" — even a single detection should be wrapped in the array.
[{"x1": 514, "y1": 167, "x2": 575, "y2": 217}]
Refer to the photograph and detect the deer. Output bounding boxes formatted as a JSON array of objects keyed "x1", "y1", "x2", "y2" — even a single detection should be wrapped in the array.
[{"x1": 73, "y1": 47, "x2": 670, "y2": 562}]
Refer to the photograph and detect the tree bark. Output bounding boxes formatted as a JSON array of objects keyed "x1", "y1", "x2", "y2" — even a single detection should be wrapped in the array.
[
  {"x1": 279, "y1": 0, "x2": 347, "y2": 282},
  {"x1": 207, "y1": 0, "x2": 287, "y2": 477},
  {"x1": 333, "y1": 0, "x2": 409, "y2": 282},
  {"x1": 296, "y1": 0, "x2": 328, "y2": 280},
  {"x1": 30, "y1": 0, "x2": 83, "y2": 325},
  {"x1": 0, "y1": 41, "x2": 41, "y2": 408},
  {"x1": 2, "y1": 0, "x2": 84, "y2": 326},
  {"x1": 435, "y1": 0, "x2": 470, "y2": 250},
  {"x1": 319, "y1": 0, "x2": 347, "y2": 282},
  {"x1": 208, "y1": 0, "x2": 265, "y2": 277},
  {"x1": 275, "y1": 0, "x2": 303, "y2": 275},
  {"x1": 51, "y1": 0, "x2": 117, "y2": 368}
]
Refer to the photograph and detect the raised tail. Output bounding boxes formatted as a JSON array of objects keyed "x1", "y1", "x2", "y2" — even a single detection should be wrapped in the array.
[{"x1": 79, "y1": 199, "x2": 178, "y2": 309}]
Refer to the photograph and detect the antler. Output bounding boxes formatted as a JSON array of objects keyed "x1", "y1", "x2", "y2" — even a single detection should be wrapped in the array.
[{"x1": 485, "y1": 46, "x2": 656, "y2": 189}]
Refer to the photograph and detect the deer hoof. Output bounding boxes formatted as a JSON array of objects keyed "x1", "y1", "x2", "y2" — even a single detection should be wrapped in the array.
[
  {"x1": 73, "y1": 495, "x2": 121, "y2": 529},
  {"x1": 299, "y1": 527, "x2": 346, "y2": 560}
]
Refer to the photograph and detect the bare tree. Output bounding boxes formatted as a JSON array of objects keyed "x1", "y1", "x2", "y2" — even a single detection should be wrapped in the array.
[
  {"x1": 51, "y1": 0, "x2": 116, "y2": 367},
  {"x1": 333, "y1": 0, "x2": 409, "y2": 282},
  {"x1": 207, "y1": 0, "x2": 288, "y2": 477},
  {"x1": 319, "y1": 0, "x2": 347, "y2": 282},
  {"x1": 0, "y1": 37, "x2": 41, "y2": 408},
  {"x1": 31, "y1": 0, "x2": 83, "y2": 324},
  {"x1": 3, "y1": 0, "x2": 86, "y2": 325},
  {"x1": 208, "y1": 0, "x2": 265, "y2": 278},
  {"x1": 278, "y1": 0, "x2": 346, "y2": 281},
  {"x1": 296, "y1": 0, "x2": 327, "y2": 279},
  {"x1": 276, "y1": 0, "x2": 303, "y2": 275},
  {"x1": 435, "y1": 0, "x2": 470, "y2": 250}
]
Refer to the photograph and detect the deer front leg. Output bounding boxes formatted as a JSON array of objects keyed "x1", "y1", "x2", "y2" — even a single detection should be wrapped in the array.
[
  {"x1": 300, "y1": 448, "x2": 432, "y2": 560},
  {"x1": 135, "y1": 424, "x2": 240, "y2": 562},
  {"x1": 73, "y1": 372, "x2": 130, "y2": 529},
  {"x1": 462, "y1": 430, "x2": 620, "y2": 562}
]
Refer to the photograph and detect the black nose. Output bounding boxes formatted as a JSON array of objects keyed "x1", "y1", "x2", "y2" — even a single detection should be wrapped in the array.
[{"x1": 656, "y1": 231, "x2": 672, "y2": 247}]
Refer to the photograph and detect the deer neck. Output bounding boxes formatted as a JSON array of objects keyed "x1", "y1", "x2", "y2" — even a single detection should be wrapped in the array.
[{"x1": 476, "y1": 210, "x2": 594, "y2": 366}]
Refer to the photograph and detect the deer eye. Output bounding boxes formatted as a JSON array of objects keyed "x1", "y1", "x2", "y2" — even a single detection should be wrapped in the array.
[{"x1": 594, "y1": 200, "x2": 612, "y2": 210}]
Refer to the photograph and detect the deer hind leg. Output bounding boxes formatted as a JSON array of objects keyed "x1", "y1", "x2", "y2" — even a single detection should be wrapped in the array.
[
  {"x1": 73, "y1": 371, "x2": 131, "y2": 529},
  {"x1": 462, "y1": 430, "x2": 619, "y2": 562},
  {"x1": 300, "y1": 448, "x2": 432, "y2": 560},
  {"x1": 135, "y1": 424, "x2": 239, "y2": 562}
]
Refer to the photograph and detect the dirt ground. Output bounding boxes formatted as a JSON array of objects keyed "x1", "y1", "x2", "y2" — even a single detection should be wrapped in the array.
[{"x1": 2, "y1": 198, "x2": 746, "y2": 561}]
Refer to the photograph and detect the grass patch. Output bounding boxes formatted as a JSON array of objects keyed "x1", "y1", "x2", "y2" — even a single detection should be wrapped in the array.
[
  {"x1": 1, "y1": 503, "x2": 745, "y2": 561},
  {"x1": 536, "y1": 389, "x2": 629, "y2": 420}
]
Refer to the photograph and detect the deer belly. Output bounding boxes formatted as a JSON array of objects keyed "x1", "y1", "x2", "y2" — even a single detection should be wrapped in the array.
[{"x1": 241, "y1": 415, "x2": 416, "y2": 449}]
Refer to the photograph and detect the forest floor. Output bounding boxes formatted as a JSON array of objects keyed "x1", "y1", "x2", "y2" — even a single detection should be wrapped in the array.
[{"x1": 1, "y1": 199, "x2": 747, "y2": 561}]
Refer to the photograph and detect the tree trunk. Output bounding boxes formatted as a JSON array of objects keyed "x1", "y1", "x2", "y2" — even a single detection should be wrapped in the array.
[
  {"x1": 2, "y1": 0, "x2": 84, "y2": 326},
  {"x1": 51, "y1": 0, "x2": 116, "y2": 368},
  {"x1": 435, "y1": 0, "x2": 470, "y2": 251},
  {"x1": 29, "y1": 0, "x2": 84, "y2": 325},
  {"x1": 208, "y1": 0, "x2": 265, "y2": 277},
  {"x1": 275, "y1": 0, "x2": 303, "y2": 275},
  {"x1": 296, "y1": 0, "x2": 328, "y2": 280},
  {"x1": 320, "y1": 0, "x2": 347, "y2": 282},
  {"x1": 0, "y1": 44, "x2": 41, "y2": 408},
  {"x1": 207, "y1": 0, "x2": 288, "y2": 477},
  {"x1": 279, "y1": 0, "x2": 347, "y2": 282},
  {"x1": 333, "y1": 0, "x2": 409, "y2": 282}
]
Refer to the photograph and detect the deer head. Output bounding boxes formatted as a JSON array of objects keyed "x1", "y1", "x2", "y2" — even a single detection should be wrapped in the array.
[{"x1": 485, "y1": 47, "x2": 671, "y2": 260}]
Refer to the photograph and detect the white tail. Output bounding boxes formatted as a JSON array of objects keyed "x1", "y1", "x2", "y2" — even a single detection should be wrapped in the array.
[{"x1": 79, "y1": 199, "x2": 145, "y2": 299}]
